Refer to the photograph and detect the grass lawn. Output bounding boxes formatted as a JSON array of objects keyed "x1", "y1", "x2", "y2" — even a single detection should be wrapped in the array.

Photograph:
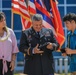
[{"x1": 14, "y1": 73, "x2": 71, "y2": 75}]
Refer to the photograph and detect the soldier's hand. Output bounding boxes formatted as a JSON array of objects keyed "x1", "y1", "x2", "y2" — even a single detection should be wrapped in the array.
[
  {"x1": 34, "y1": 44, "x2": 44, "y2": 54},
  {"x1": 47, "y1": 43, "x2": 53, "y2": 50}
]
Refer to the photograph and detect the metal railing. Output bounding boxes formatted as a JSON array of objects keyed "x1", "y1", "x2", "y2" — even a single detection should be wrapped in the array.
[
  {"x1": 54, "y1": 56, "x2": 69, "y2": 75},
  {"x1": 15, "y1": 56, "x2": 69, "y2": 74}
]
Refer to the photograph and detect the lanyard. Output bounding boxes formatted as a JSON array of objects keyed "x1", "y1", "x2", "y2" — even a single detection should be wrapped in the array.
[{"x1": 67, "y1": 35, "x2": 70, "y2": 48}]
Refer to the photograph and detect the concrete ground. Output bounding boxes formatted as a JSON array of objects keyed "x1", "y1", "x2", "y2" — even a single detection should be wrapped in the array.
[
  {"x1": 55, "y1": 73, "x2": 60, "y2": 75},
  {"x1": 19, "y1": 73, "x2": 60, "y2": 75}
]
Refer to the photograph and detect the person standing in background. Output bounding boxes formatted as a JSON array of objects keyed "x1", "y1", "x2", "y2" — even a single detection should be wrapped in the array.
[
  {"x1": 0, "y1": 12, "x2": 19, "y2": 75},
  {"x1": 63, "y1": 13, "x2": 76, "y2": 75}
]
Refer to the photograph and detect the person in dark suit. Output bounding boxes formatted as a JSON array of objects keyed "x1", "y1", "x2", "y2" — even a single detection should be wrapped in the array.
[{"x1": 19, "y1": 14, "x2": 59, "y2": 75}]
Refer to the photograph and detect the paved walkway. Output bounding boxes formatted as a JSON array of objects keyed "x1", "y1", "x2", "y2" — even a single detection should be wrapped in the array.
[{"x1": 55, "y1": 73, "x2": 60, "y2": 75}]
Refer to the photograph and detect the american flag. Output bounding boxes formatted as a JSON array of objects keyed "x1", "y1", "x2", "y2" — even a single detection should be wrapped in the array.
[
  {"x1": 12, "y1": 0, "x2": 31, "y2": 30},
  {"x1": 28, "y1": 0, "x2": 36, "y2": 15}
]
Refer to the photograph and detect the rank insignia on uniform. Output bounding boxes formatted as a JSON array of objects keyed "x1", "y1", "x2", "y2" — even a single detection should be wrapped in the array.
[
  {"x1": 28, "y1": 35, "x2": 32, "y2": 42},
  {"x1": 45, "y1": 31, "x2": 50, "y2": 36}
]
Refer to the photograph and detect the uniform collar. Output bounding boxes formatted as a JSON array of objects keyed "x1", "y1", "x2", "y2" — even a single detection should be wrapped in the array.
[{"x1": 31, "y1": 27, "x2": 46, "y2": 38}]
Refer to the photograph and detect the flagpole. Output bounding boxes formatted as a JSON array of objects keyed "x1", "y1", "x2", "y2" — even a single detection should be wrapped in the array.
[
  {"x1": 26, "y1": 0, "x2": 28, "y2": 6},
  {"x1": 11, "y1": 12, "x2": 14, "y2": 30}
]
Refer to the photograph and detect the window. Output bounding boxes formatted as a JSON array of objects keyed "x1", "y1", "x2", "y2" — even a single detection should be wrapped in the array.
[
  {"x1": 67, "y1": 6, "x2": 76, "y2": 13},
  {"x1": 67, "y1": 0, "x2": 76, "y2": 4},
  {"x1": 2, "y1": 0, "x2": 11, "y2": 8},
  {"x1": 2, "y1": 10, "x2": 11, "y2": 28},
  {"x1": 13, "y1": 14, "x2": 22, "y2": 30},
  {"x1": 58, "y1": 0, "x2": 64, "y2": 4}
]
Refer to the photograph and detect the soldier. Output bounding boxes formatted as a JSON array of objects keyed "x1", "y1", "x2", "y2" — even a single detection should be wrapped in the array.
[{"x1": 19, "y1": 14, "x2": 59, "y2": 75}]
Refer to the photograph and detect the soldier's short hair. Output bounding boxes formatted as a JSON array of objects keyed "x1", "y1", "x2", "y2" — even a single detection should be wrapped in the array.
[
  {"x1": 63, "y1": 13, "x2": 76, "y2": 22},
  {"x1": 32, "y1": 14, "x2": 43, "y2": 21}
]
